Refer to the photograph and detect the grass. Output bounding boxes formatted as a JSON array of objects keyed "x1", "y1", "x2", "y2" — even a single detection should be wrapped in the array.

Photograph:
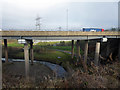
[
  {"x1": 36, "y1": 41, "x2": 60, "y2": 46},
  {"x1": 4, "y1": 40, "x2": 84, "y2": 55},
  {"x1": 2, "y1": 39, "x2": 85, "y2": 70},
  {"x1": 2, "y1": 40, "x2": 24, "y2": 47},
  {"x1": 34, "y1": 47, "x2": 75, "y2": 70},
  {"x1": 46, "y1": 46, "x2": 84, "y2": 55},
  {"x1": 47, "y1": 46, "x2": 72, "y2": 51},
  {"x1": 2, "y1": 43, "x2": 76, "y2": 70},
  {"x1": 7, "y1": 42, "x2": 24, "y2": 47},
  {"x1": 34, "y1": 50, "x2": 71, "y2": 64}
]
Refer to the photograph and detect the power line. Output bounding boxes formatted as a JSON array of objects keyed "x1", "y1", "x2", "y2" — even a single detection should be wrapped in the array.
[{"x1": 35, "y1": 15, "x2": 41, "y2": 30}]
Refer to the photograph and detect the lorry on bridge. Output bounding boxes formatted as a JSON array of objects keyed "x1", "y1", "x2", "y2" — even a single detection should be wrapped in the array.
[{"x1": 83, "y1": 28, "x2": 104, "y2": 32}]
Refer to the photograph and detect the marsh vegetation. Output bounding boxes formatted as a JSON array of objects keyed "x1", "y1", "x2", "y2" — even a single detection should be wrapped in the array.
[{"x1": 2, "y1": 39, "x2": 120, "y2": 88}]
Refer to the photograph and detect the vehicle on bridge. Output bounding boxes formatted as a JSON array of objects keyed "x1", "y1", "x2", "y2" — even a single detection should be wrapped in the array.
[{"x1": 83, "y1": 28, "x2": 104, "y2": 32}]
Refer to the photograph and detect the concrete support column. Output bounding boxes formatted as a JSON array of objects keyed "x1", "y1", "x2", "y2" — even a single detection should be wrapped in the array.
[
  {"x1": 84, "y1": 40, "x2": 88, "y2": 64},
  {"x1": 94, "y1": 42, "x2": 100, "y2": 66},
  {"x1": 119, "y1": 39, "x2": 120, "y2": 61},
  {"x1": 24, "y1": 43, "x2": 29, "y2": 80},
  {"x1": 106, "y1": 41, "x2": 110, "y2": 57},
  {"x1": 76, "y1": 40, "x2": 81, "y2": 62},
  {"x1": 0, "y1": 40, "x2": 2, "y2": 89},
  {"x1": 4, "y1": 39, "x2": 8, "y2": 63},
  {"x1": 30, "y1": 41, "x2": 34, "y2": 65},
  {"x1": 71, "y1": 40, "x2": 74, "y2": 59}
]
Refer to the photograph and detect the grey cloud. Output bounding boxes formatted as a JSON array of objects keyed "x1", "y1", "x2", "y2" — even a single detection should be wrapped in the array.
[{"x1": 2, "y1": 2, "x2": 118, "y2": 30}]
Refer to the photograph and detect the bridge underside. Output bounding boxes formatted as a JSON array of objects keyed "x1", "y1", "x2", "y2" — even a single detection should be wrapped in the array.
[{"x1": 2, "y1": 36, "x2": 120, "y2": 40}]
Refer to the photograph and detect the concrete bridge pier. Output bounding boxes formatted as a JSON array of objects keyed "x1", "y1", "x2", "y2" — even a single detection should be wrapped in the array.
[
  {"x1": 119, "y1": 39, "x2": 120, "y2": 61},
  {"x1": 0, "y1": 39, "x2": 2, "y2": 89},
  {"x1": 94, "y1": 42, "x2": 100, "y2": 66},
  {"x1": 71, "y1": 40, "x2": 74, "y2": 59},
  {"x1": 4, "y1": 39, "x2": 8, "y2": 63},
  {"x1": 76, "y1": 40, "x2": 81, "y2": 62},
  {"x1": 30, "y1": 40, "x2": 34, "y2": 65},
  {"x1": 84, "y1": 40, "x2": 88, "y2": 64},
  {"x1": 24, "y1": 43, "x2": 29, "y2": 80},
  {"x1": 106, "y1": 40, "x2": 110, "y2": 57}
]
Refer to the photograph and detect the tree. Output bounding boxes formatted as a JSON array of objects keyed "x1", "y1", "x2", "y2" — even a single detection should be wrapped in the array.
[{"x1": 111, "y1": 28, "x2": 116, "y2": 31}]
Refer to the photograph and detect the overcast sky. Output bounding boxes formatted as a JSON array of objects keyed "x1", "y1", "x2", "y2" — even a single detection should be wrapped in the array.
[{"x1": 1, "y1": 0, "x2": 119, "y2": 30}]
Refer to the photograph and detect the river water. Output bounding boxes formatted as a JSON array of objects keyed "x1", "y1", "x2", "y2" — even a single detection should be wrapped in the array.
[{"x1": 2, "y1": 58, "x2": 67, "y2": 78}]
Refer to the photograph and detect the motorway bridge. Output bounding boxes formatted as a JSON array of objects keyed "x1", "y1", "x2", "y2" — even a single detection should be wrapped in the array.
[
  {"x1": 0, "y1": 31, "x2": 120, "y2": 88},
  {"x1": 0, "y1": 31, "x2": 120, "y2": 40}
]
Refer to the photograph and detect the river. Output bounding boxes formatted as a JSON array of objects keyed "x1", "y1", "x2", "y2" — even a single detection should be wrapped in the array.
[{"x1": 2, "y1": 58, "x2": 67, "y2": 78}]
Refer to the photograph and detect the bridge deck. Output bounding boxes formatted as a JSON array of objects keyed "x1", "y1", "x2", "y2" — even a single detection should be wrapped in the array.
[
  {"x1": 0, "y1": 31, "x2": 120, "y2": 40},
  {"x1": 0, "y1": 31, "x2": 120, "y2": 36}
]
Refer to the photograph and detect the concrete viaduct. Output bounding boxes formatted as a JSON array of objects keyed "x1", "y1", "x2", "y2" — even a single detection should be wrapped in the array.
[{"x1": 0, "y1": 31, "x2": 120, "y2": 86}]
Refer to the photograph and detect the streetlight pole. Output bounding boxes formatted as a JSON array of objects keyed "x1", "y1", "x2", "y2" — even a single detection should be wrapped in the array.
[{"x1": 66, "y1": 9, "x2": 68, "y2": 31}]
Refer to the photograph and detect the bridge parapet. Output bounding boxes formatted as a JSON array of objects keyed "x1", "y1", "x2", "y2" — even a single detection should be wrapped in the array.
[{"x1": 0, "y1": 31, "x2": 120, "y2": 36}]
